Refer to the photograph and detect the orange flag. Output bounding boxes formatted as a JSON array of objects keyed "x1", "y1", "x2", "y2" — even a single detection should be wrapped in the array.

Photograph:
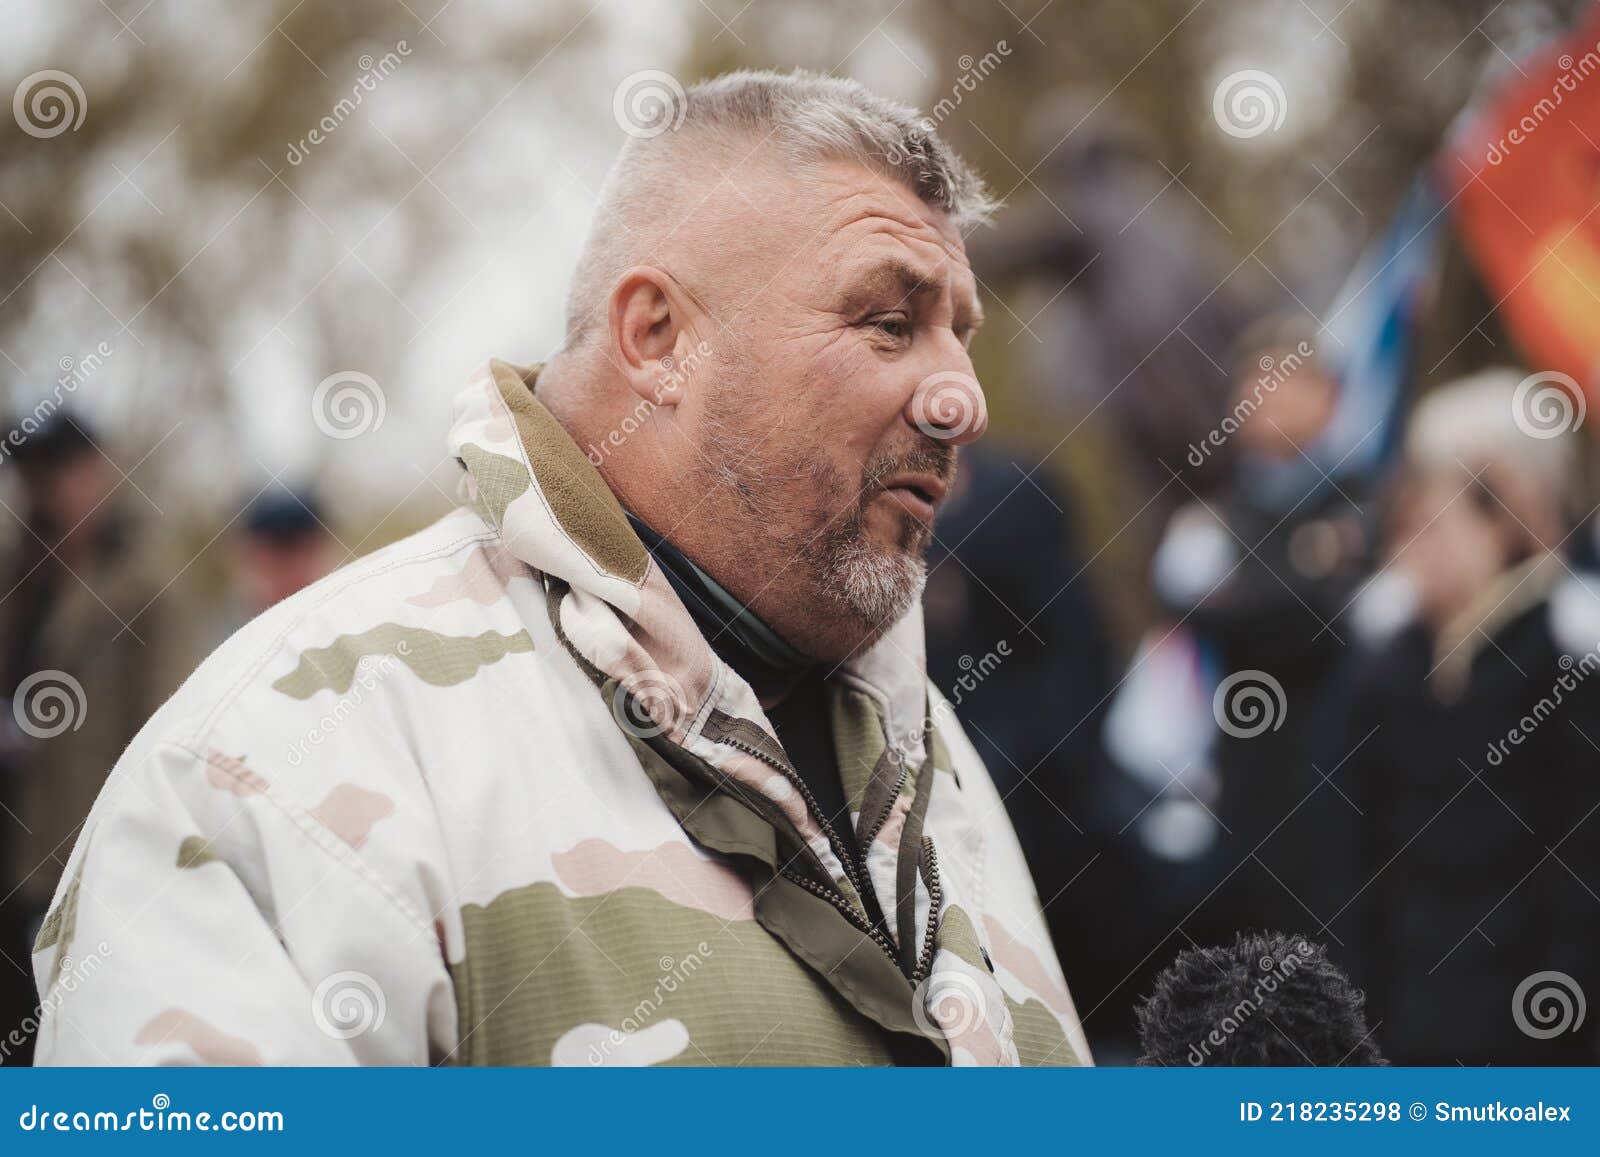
[{"x1": 1445, "y1": 5, "x2": 1600, "y2": 410}]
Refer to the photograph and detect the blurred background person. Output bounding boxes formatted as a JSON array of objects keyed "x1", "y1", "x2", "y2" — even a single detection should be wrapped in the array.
[
  {"x1": 1326, "y1": 370, "x2": 1600, "y2": 1064},
  {"x1": 1147, "y1": 317, "x2": 1373, "y2": 949},
  {"x1": 0, "y1": 412, "x2": 196, "y2": 1065},
  {"x1": 1090, "y1": 318, "x2": 1376, "y2": 1055},
  {"x1": 209, "y1": 487, "x2": 336, "y2": 646}
]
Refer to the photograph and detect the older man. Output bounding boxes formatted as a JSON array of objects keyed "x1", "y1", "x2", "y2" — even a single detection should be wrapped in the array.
[{"x1": 31, "y1": 70, "x2": 1089, "y2": 1067}]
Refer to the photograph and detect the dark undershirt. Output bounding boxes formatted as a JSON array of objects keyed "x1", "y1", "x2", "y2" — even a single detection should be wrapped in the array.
[
  {"x1": 626, "y1": 514, "x2": 857, "y2": 859},
  {"x1": 763, "y1": 669, "x2": 853, "y2": 841}
]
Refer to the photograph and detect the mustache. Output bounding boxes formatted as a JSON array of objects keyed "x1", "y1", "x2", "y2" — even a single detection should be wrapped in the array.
[{"x1": 862, "y1": 438, "x2": 956, "y2": 496}]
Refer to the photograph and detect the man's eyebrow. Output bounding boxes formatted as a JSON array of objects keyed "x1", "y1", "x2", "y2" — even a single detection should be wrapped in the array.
[
  {"x1": 838, "y1": 259, "x2": 944, "y2": 313},
  {"x1": 838, "y1": 258, "x2": 983, "y2": 334}
]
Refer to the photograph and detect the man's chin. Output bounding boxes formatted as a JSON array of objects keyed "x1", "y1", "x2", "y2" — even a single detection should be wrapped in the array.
[
  {"x1": 769, "y1": 543, "x2": 924, "y2": 666},
  {"x1": 835, "y1": 544, "x2": 924, "y2": 623}
]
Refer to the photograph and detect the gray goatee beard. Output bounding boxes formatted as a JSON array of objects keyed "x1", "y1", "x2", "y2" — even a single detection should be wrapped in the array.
[
  {"x1": 804, "y1": 499, "x2": 928, "y2": 629},
  {"x1": 699, "y1": 391, "x2": 945, "y2": 638}
]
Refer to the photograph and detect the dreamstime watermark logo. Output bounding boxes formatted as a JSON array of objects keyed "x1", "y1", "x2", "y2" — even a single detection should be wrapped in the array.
[
  {"x1": 611, "y1": 668, "x2": 688, "y2": 739},
  {"x1": 1212, "y1": 69, "x2": 1287, "y2": 139},
  {"x1": 285, "y1": 40, "x2": 412, "y2": 165},
  {"x1": 912, "y1": 970, "x2": 990, "y2": 1041},
  {"x1": 585, "y1": 340, "x2": 712, "y2": 467},
  {"x1": 1187, "y1": 942, "x2": 1307, "y2": 1065},
  {"x1": 946, "y1": 641, "x2": 1010, "y2": 710},
  {"x1": 1485, "y1": 646, "x2": 1600, "y2": 766},
  {"x1": 13, "y1": 70, "x2": 87, "y2": 139},
  {"x1": 886, "y1": 41, "x2": 1012, "y2": 164},
  {"x1": 1512, "y1": 970, "x2": 1586, "y2": 1040},
  {"x1": 1212, "y1": 669, "x2": 1286, "y2": 738},
  {"x1": 311, "y1": 970, "x2": 387, "y2": 1039},
  {"x1": 17, "y1": 1093, "x2": 283, "y2": 1133},
  {"x1": 13, "y1": 670, "x2": 87, "y2": 740},
  {"x1": 653, "y1": 344, "x2": 708, "y2": 402},
  {"x1": 285, "y1": 642, "x2": 412, "y2": 766},
  {"x1": 891, "y1": 638, "x2": 1010, "y2": 769},
  {"x1": 613, "y1": 70, "x2": 687, "y2": 138},
  {"x1": 2, "y1": 939, "x2": 111, "y2": 1062},
  {"x1": 312, "y1": 370, "x2": 386, "y2": 439},
  {"x1": 1486, "y1": 39, "x2": 1600, "y2": 165},
  {"x1": 0, "y1": 340, "x2": 114, "y2": 464},
  {"x1": 586, "y1": 942, "x2": 714, "y2": 1065},
  {"x1": 1511, "y1": 370, "x2": 1585, "y2": 439},
  {"x1": 1187, "y1": 339, "x2": 1315, "y2": 467},
  {"x1": 910, "y1": 370, "x2": 983, "y2": 442}
]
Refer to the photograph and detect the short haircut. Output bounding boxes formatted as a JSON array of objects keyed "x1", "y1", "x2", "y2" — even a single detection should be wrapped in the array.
[{"x1": 563, "y1": 68, "x2": 996, "y2": 348}]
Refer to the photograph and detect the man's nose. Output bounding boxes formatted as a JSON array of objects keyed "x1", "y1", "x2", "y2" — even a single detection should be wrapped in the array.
[{"x1": 906, "y1": 365, "x2": 988, "y2": 446}]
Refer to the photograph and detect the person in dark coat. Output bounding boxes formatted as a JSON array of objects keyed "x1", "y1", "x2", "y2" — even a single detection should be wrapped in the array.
[
  {"x1": 0, "y1": 412, "x2": 196, "y2": 1065},
  {"x1": 1326, "y1": 370, "x2": 1600, "y2": 1064},
  {"x1": 1150, "y1": 318, "x2": 1372, "y2": 952}
]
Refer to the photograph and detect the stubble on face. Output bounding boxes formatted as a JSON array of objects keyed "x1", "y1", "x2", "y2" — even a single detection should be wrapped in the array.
[{"x1": 697, "y1": 362, "x2": 953, "y2": 648}]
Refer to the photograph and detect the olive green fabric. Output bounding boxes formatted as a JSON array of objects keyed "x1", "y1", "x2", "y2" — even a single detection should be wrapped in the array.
[
  {"x1": 458, "y1": 445, "x2": 532, "y2": 527},
  {"x1": 621, "y1": 718, "x2": 943, "y2": 1056},
  {"x1": 175, "y1": 836, "x2": 217, "y2": 870},
  {"x1": 33, "y1": 855, "x2": 80, "y2": 955},
  {"x1": 33, "y1": 851, "x2": 83, "y2": 991},
  {"x1": 933, "y1": 903, "x2": 987, "y2": 971},
  {"x1": 271, "y1": 623, "x2": 533, "y2": 698},
  {"x1": 831, "y1": 685, "x2": 900, "y2": 825},
  {"x1": 489, "y1": 361, "x2": 649, "y2": 586},
  {"x1": 449, "y1": 881, "x2": 899, "y2": 1066},
  {"x1": 1008, "y1": 994, "x2": 1081, "y2": 1066},
  {"x1": 621, "y1": 724, "x2": 781, "y2": 870}
]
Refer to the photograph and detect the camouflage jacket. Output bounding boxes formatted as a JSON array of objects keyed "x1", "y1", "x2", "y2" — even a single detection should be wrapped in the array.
[{"x1": 31, "y1": 361, "x2": 1090, "y2": 1067}]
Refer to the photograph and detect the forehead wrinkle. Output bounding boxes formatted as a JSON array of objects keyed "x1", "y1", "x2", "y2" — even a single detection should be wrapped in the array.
[{"x1": 814, "y1": 166, "x2": 964, "y2": 249}]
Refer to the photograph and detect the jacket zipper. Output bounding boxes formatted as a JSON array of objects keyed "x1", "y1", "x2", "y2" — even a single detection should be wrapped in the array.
[
  {"x1": 779, "y1": 868, "x2": 903, "y2": 970},
  {"x1": 718, "y1": 733, "x2": 902, "y2": 967},
  {"x1": 860, "y1": 761, "x2": 910, "y2": 848},
  {"x1": 718, "y1": 734, "x2": 871, "y2": 901},
  {"x1": 911, "y1": 835, "x2": 943, "y2": 985}
]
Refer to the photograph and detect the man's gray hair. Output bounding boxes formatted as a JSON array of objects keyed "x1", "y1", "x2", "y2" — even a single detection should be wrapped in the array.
[{"x1": 562, "y1": 69, "x2": 997, "y2": 347}]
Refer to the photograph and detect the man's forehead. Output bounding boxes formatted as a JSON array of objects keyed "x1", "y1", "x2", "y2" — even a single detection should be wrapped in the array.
[
  {"x1": 681, "y1": 147, "x2": 975, "y2": 308},
  {"x1": 805, "y1": 164, "x2": 975, "y2": 296},
  {"x1": 705, "y1": 149, "x2": 958, "y2": 249},
  {"x1": 807, "y1": 159, "x2": 968, "y2": 254}
]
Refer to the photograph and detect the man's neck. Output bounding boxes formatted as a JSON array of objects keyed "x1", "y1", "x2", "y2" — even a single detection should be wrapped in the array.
[
  {"x1": 537, "y1": 356, "x2": 873, "y2": 672},
  {"x1": 626, "y1": 512, "x2": 813, "y2": 705}
]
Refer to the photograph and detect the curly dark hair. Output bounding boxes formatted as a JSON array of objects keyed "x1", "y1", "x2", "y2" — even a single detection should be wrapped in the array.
[{"x1": 1135, "y1": 931, "x2": 1385, "y2": 1066}]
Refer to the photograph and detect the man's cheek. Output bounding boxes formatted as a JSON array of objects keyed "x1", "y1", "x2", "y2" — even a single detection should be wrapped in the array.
[{"x1": 784, "y1": 330, "x2": 853, "y2": 400}]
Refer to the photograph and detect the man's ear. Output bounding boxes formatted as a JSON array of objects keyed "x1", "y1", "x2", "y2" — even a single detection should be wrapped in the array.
[{"x1": 607, "y1": 266, "x2": 693, "y2": 409}]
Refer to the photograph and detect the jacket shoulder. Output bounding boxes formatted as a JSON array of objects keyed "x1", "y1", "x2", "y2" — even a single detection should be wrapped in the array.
[{"x1": 133, "y1": 504, "x2": 542, "y2": 779}]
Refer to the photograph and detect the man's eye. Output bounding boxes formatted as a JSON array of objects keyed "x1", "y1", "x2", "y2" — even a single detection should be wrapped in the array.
[{"x1": 865, "y1": 315, "x2": 912, "y2": 340}]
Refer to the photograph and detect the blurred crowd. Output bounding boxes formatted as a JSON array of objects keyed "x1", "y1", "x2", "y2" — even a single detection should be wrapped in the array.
[
  {"x1": 928, "y1": 318, "x2": 1600, "y2": 1065},
  {"x1": 0, "y1": 421, "x2": 335, "y2": 1065}
]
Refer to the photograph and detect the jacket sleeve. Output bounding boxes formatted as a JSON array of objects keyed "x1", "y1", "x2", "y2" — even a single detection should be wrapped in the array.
[{"x1": 29, "y1": 739, "x2": 458, "y2": 1066}]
